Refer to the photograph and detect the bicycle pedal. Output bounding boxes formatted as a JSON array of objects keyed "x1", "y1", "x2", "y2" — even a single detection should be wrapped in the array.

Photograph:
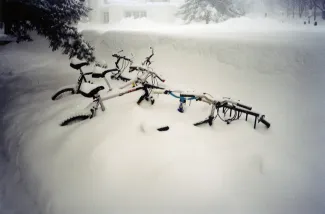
[{"x1": 178, "y1": 108, "x2": 184, "y2": 113}]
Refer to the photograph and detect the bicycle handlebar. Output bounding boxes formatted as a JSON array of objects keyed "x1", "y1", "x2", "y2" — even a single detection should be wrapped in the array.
[
  {"x1": 181, "y1": 93, "x2": 252, "y2": 110},
  {"x1": 180, "y1": 92, "x2": 270, "y2": 128},
  {"x1": 130, "y1": 66, "x2": 165, "y2": 83},
  {"x1": 141, "y1": 69, "x2": 165, "y2": 83},
  {"x1": 155, "y1": 73, "x2": 165, "y2": 82},
  {"x1": 142, "y1": 47, "x2": 154, "y2": 66},
  {"x1": 236, "y1": 103, "x2": 252, "y2": 110},
  {"x1": 259, "y1": 115, "x2": 271, "y2": 128},
  {"x1": 112, "y1": 53, "x2": 133, "y2": 63}
]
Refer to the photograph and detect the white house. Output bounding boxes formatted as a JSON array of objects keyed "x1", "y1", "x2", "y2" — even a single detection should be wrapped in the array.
[{"x1": 87, "y1": 0, "x2": 184, "y2": 24}]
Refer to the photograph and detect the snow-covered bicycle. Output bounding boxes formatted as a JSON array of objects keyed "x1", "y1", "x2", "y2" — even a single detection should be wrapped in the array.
[
  {"x1": 60, "y1": 66, "x2": 166, "y2": 127},
  {"x1": 51, "y1": 51, "x2": 133, "y2": 101},
  {"x1": 51, "y1": 58, "x2": 92, "y2": 100},
  {"x1": 129, "y1": 47, "x2": 155, "y2": 73},
  {"x1": 108, "y1": 50, "x2": 133, "y2": 82},
  {"x1": 91, "y1": 51, "x2": 134, "y2": 92},
  {"x1": 152, "y1": 90, "x2": 271, "y2": 130}
]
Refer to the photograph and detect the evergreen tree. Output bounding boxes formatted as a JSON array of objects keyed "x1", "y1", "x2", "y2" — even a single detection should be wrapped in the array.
[
  {"x1": 177, "y1": 0, "x2": 244, "y2": 24},
  {"x1": 177, "y1": 0, "x2": 215, "y2": 24},
  {"x1": 3, "y1": 0, "x2": 95, "y2": 62}
]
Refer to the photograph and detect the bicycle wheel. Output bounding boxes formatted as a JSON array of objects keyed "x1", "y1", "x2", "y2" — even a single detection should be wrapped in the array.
[
  {"x1": 52, "y1": 88, "x2": 75, "y2": 101},
  {"x1": 60, "y1": 113, "x2": 91, "y2": 126}
]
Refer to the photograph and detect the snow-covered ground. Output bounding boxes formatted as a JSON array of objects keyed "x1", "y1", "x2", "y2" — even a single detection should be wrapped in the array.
[
  {"x1": 1, "y1": 18, "x2": 325, "y2": 214},
  {"x1": 78, "y1": 16, "x2": 325, "y2": 34},
  {"x1": 0, "y1": 34, "x2": 16, "y2": 42}
]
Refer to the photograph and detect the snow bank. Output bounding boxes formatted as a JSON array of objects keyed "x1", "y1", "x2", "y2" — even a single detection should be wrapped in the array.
[
  {"x1": 1, "y1": 21, "x2": 325, "y2": 214},
  {"x1": 0, "y1": 34, "x2": 16, "y2": 42},
  {"x1": 79, "y1": 16, "x2": 325, "y2": 34}
]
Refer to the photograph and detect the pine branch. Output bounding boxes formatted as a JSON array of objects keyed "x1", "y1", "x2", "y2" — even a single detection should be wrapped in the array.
[{"x1": 5, "y1": 0, "x2": 95, "y2": 62}]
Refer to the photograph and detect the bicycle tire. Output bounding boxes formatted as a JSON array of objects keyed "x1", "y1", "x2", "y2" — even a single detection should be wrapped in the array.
[
  {"x1": 52, "y1": 88, "x2": 75, "y2": 101},
  {"x1": 60, "y1": 113, "x2": 91, "y2": 126}
]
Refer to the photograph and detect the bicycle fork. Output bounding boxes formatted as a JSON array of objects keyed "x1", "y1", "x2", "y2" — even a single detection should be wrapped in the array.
[
  {"x1": 103, "y1": 77, "x2": 113, "y2": 92},
  {"x1": 193, "y1": 101, "x2": 231, "y2": 126},
  {"x1": 90, "y1": 94, "x2": 105, "y2": 118},
  {"x1": 137, "y1": 87, "x2": 155, "y2": 105}
]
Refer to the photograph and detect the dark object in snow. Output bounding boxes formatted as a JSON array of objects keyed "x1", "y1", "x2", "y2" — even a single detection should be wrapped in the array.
[
  {"x1": 3, "y1": 0, "x2": 95, "y2": 62},
  {"x1": 157, "y1": 126, "x2": 169, "y2": 131},
  {"x1": 314, "y1": 21, "x2": 318, "y2": 26},
  {"x1": 304, "y1": 21, "x2": 306, "y2": 24},
  {"x1": 60, "y1": 114, "x2": 92, "y2": 126}
]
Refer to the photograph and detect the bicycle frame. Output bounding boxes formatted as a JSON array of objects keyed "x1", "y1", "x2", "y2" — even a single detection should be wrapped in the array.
[
  {"x1": 150, "y1": 89, "x2": 270, "y2": 129},
  {"x1": 110, "y1": 53, "x2": 133, "y2": 82},
  {"x1": 83, "y1": 65, "x2": 166, "y2": 112},
  {"x1": 129, "y1": 47, "x2": 155, "y2": 73},
  {"x1": 52, "y1": 62, "x2": 94, "y2": 101},
  {"x1": 179, "y1": 93, "x2": 270, "y2": 129},
  {"x1": 151, "y1": 89, "x2": 196, "y2": 113},
  {"x1": 76, "y1": 69, "x2": 92, "y2": 92},
  {"x1": 86, "y1": 83, "x2": 163, "y2": 119}
]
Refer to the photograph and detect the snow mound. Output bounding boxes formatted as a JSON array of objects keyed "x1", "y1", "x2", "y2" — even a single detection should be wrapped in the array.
[
  {"x1": 79, "y1": 16, "x2": 325, "y2": 35},
  {"x1": 118, "y1": 17, "x2": 162, "y2": 29},
  {"x1": 0, "y1": 34, "x2": 16, "y2": 42}
]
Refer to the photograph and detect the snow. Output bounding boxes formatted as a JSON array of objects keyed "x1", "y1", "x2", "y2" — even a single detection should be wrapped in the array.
[
  {"x1": 79, "y1": 82, "x2": 103, "y2": 95},
  {"x1": 1, "y1": 17, "x2": 325, "y2": 214},
  {"x1": 0, "y1": 34, "x2": 16, "y2": 42},
  {"x1": 70, "y1": 56, "x2": 88, "y2": 66},
  {"x1": 92, "y1": 65, "x2": 109, "y2": 76},
  {"x1": 78, "y1": 16, "x2": 325, "y2": 34}
]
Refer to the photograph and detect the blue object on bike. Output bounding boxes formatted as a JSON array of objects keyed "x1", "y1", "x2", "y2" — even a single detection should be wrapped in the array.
[
  {"x1": 165, "y1": 91, "x2": 195, "y2": 113},
  {"x1": 178, "y1": 102, "x2": 184, "y2": 113},
  {"x1": 169, "y1": 92, "x2": 196, "y2": 100},
  {"x1": 178, "y1": 97, "x2": 186, "y2": 113}
]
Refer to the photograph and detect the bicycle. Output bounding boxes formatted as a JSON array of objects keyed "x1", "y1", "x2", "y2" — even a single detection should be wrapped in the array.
[
  {"x1": 108, "y1": 50, "x2": 133, "y2": 82},
  {"x1": 129, "y1": 47, "x2": 154, "y2": 73},
  {"x1": 152, "y1": 90, "x2": 271, "y2": 129},
  {"x1": 59, "y1": 66, "x2": 166, "y2": 127},
  {"x1": 91, "y1": 52, "x2": 134, "y2": 92},
  {"x1": 51, "y1": 51, "x2": 133, "y2": 101},
  {"x1": 181, "y1": 92, "x2": 271, "y2": 129},
  {"x1": 51, "y1": 57, "x2": 93, "y2": 101}
]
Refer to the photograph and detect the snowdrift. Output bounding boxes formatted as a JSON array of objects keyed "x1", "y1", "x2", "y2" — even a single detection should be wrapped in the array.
[{"x1": 1, "y1": 19, "x2": 325, "y2": 214}]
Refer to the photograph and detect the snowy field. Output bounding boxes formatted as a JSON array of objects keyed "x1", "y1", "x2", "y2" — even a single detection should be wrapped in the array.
[{"x1": 1, "y1": 18, "x2": 325, "y2": 214}]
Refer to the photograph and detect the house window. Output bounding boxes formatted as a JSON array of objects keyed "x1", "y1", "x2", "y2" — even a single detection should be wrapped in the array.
[
  {"x1": 103, "y1": 12, "x2": 109, "y2": 23},
  {"x1": 139, "y1": 11, "x2": 147, "y2": 18},
  {"x1": 124, "y1": 11, "x2": 147, "y2": 19},
  {"x1": 125, "y1": 11, "x2": 132, "y2": 18}
]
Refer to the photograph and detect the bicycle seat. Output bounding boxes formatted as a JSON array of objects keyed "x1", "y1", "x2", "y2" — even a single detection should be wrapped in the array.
[
  {"x1": 79, "y1": 82, "x2": 104, "y2": 98},
  {"x1": 129, "y1": 66, "x2": 147, "y2": 72},
  {"x1": 70, "y1": 57, "x2": 89, "y2": 70},
  {"x1": 92, "y1": 66, "x2": 117, "y2": 78}
]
